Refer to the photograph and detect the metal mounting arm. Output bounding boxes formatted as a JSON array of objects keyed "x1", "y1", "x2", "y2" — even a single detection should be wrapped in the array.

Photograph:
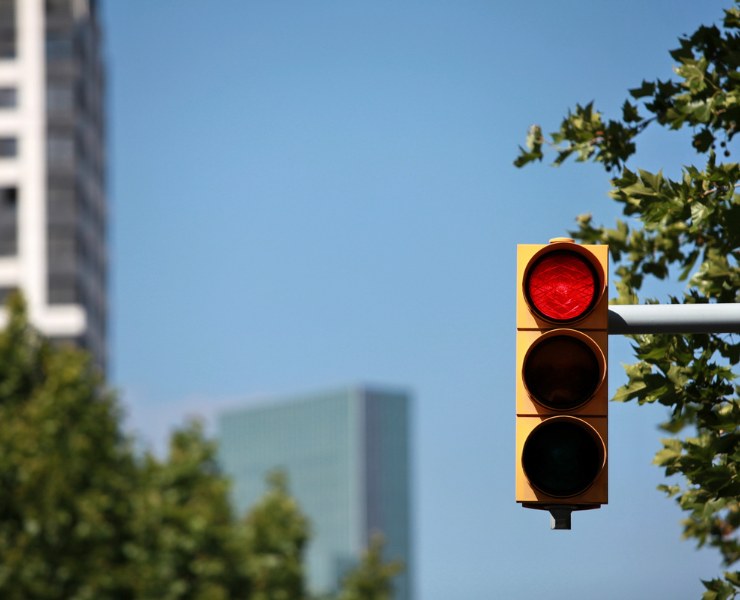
[{"x1": 608, "y1": 303, "x2": 740, "y2": 335}]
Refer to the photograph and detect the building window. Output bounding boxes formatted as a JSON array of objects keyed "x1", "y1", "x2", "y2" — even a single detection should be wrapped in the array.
[
  {"x1": 0, "y1": 286, "x2": 18, "y2": 306},
  {"x1": 46, "y1": 0, "x2": 72, "y2": 18},
  {"x1": 48, "y1": 274, "x2": 79, "y2": 304},
  {"x1": 46, "y1": 31, "x2": 74, "y2": 61},
  {"x1": 47, "y1": 84, "x2": 73, "y2": 113},
  {"x1": 0, "y1": 186, "x2": 17, "y2": 256},
  {"x1": 47, "y1": 135, "x2": 74, "y2": 167},
  {"x1": 0, "y1": 87, "x2": 17, "y2": 108},
  {"x1": 0, "y1": 0, "x2": 16, "y2": 60},
  {"x1": 0, "y1": 137, "x2": 17, "y2": 158}
]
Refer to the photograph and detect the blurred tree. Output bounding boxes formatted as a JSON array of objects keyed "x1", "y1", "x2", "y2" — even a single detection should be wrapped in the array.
[
  {"x1": 0, "y1": 293, "x2": 402, "y2": 599},
  {"x1": 242, "y1": 470, "x2": 407, "y2": 600},
  {"x1": 337, "y1": 533, "x2": 403, "y2": 600},
  {"x1": 0, "y1": 294, "x2": 251, "y2": 599},
  {"x1": 515, "y1": 3, "x2": 739, "y2": 598},
  {"x1": 242, "y1": 470, "x2": 310, "y2": 600},
  {"x1": 127, "y1": 421, "x2": 251, "y2": 599},
  {"x1": 0, "y1": 293, "x2": 138, "y2": 598}
]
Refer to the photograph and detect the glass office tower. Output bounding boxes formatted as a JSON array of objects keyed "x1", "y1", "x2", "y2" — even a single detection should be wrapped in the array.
[
  {"x1": 218, "y1": 386, "x2": 412, "y2": 600},
  {"x1": 0, "y1": 0, "x2": 107, "y2": 369}
]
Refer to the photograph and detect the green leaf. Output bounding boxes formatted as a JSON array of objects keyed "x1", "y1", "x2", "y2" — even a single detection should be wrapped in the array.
[
  {"x1": 692, "y1": 128, "x2": 715, "y2": 152},
  {"x1": 622, "y1": 100, "x2": 641, "y2": 123},
  {"x1": 630, "y1": 80, "x2": 656, "y2": 99}
]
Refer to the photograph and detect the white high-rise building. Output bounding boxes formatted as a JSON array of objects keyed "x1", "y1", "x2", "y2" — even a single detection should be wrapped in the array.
[{"x1": 0, "y1": 0, "x2": 107, "y2": 369}]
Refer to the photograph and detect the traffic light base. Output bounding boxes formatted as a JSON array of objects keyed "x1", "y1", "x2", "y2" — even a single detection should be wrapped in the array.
[{"x1": 521, "y1": 503, "x2": 602, "y2": 530}]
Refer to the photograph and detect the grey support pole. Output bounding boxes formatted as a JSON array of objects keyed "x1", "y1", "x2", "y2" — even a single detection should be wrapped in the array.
[{"x1": 608, "y1": 303, "x2": 740, "y2": 335}]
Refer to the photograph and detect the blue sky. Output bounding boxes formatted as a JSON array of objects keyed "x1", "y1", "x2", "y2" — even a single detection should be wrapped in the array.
[{"x1": 103, "y1": 2, "x2": 732, "y2": 598}]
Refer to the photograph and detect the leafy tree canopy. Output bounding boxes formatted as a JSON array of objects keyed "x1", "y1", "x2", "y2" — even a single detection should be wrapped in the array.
[
  {"x1": 0, "y1": 293, "x2": 251, "y2": 599},
  {"x1": 0, "y1": 293, "x2": 138, "y2": 599},
  {"x1": 337, "y1": 534, "x2": 403, "y2": 600},
  {"x1": 516, "y1": 3, "x2": 739, "y2": 598},
  {"x1": 242, "y1": 470, "x2": 311, "y2": 600},
  {"x1": 0, "y1": 293, "x2": 402, "y2": 599}
]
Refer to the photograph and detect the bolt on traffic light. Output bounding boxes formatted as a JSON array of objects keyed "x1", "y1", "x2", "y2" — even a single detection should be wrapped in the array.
[{"x1": 516, "y1": 238, "x2": 609, "y2": 529}]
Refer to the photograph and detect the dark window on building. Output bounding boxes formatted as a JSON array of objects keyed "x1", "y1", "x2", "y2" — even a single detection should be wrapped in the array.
[
  {"x1": 0, "y1": 137, "x2": 17, "y2": 157},
  {"x1": 46, "y1": 31, "x2": 74, "y2": 61},
  {"x1": 0, "y1": 87, "x2": 17, "y2": 108},
  {"x1": 47, "y1": 134, "x2": 74, "y2": 167},
  {"x1": 48, "y1": 274, "x2": 79, "y2": 304},
  {"x1": 0, "y1": 286, "x2": 18, "y2": 306},
  {"x1": 46, "y1": 0, "x2": 72, "y2": 17},
  {"x1": 47, "y1": 84, "x2": 73, "y2": 113},
  {"x1": 0, "y1": 0, "x2": 16, "y2": 59},
  {"x1": 0, "y1": 186, "x2": 17, "y2": 256},
  {"x1": 47, "y1": 227, "x2": 77, "y2": 269},
  {"x1": 51, "y1": 336, "x2": 84, "y2": 352},
  {"x1": 47, "y1": 187, "x2": 77, "y2": 226}
]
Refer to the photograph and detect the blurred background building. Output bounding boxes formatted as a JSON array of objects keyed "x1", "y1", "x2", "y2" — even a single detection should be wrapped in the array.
[
  {"x1": 0, "y1": 0, "x2": 107, "y2": 369},
  {"x1": 218, "y1": 385, "x2": 413, "y2": 600}
]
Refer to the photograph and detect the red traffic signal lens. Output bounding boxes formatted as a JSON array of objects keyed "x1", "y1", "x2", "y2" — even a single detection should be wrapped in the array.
[
  {"x1": 526, "y1": 250, "x2": 599, "y2": 322},
  {"x1": 523, "y1": 333, "x2": 603, "y2": 410},
  {"x1": 522, "y1": 417, "x2": 604, "y2": 498}
]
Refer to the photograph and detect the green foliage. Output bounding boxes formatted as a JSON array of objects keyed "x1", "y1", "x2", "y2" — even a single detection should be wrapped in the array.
[
  {"x1": 240, "y1": 471, "x2": 405, "y2": 600},
  {"x1": 0, "y1": 294, "x2": 251, "y2": 599},
  {"x1": 0, "y1": 294, "x2": 403, "y2": 599},
  {"x1": 0, "y1": 293, "x2": 138, "y2": 599},
  {"x1": 127, "y1": 422, "x2": 251, "y2": 599},
  {"x1": 337, "y1": 534, "x2": 403, "y2": 600},
  {"x1": 242, "y1": 470, "x2": 310, "y2": 600},
  {"x1": 516, "y1": 3, "x2": 740, "y2": 597}
]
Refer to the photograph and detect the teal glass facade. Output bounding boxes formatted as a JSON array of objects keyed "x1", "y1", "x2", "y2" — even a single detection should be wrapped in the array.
[{"x1": 217, "y1": 386, "x2": 412, "y2": 600}]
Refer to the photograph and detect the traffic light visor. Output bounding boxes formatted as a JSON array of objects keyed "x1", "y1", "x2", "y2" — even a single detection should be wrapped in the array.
[
  {"x1": 521, "y1": 417, "x2": 605, "y2": 498},
  {"x1": 525, "y1": 249, "x2": 600, "y2": 322}
]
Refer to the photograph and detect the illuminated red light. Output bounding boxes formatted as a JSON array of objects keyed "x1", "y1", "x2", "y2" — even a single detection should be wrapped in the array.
[{"x1": 526, "y1": 250, "x2": 598, "y2": 322}]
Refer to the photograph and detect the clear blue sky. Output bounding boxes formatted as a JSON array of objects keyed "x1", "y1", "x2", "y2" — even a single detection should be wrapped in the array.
[{"x1": 103, "y1": 2, "x2": 732, "y2": 598}]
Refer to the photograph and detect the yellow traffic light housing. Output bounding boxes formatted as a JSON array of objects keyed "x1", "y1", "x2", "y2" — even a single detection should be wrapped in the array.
[{"x1": 516, "y1": 239, "x2": 609, "y2": 527}]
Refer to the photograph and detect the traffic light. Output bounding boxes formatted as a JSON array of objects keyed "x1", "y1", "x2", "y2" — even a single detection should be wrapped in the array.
[{"x1": 516, "y1": 238, "x2": 609, "y2": 528}]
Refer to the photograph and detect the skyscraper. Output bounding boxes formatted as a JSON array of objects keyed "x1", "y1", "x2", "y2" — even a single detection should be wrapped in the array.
[
  {"x1": 218, "y1": 386, "x2": 413, "y2": 600},
  {"x1": 0, "y1": 0, "x2": 107, "y2": 369}
]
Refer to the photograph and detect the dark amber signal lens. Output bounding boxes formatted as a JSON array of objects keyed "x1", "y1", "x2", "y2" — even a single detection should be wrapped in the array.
[{"x1": 523, "y1": 334, "x2": 601, "y2": 410}]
